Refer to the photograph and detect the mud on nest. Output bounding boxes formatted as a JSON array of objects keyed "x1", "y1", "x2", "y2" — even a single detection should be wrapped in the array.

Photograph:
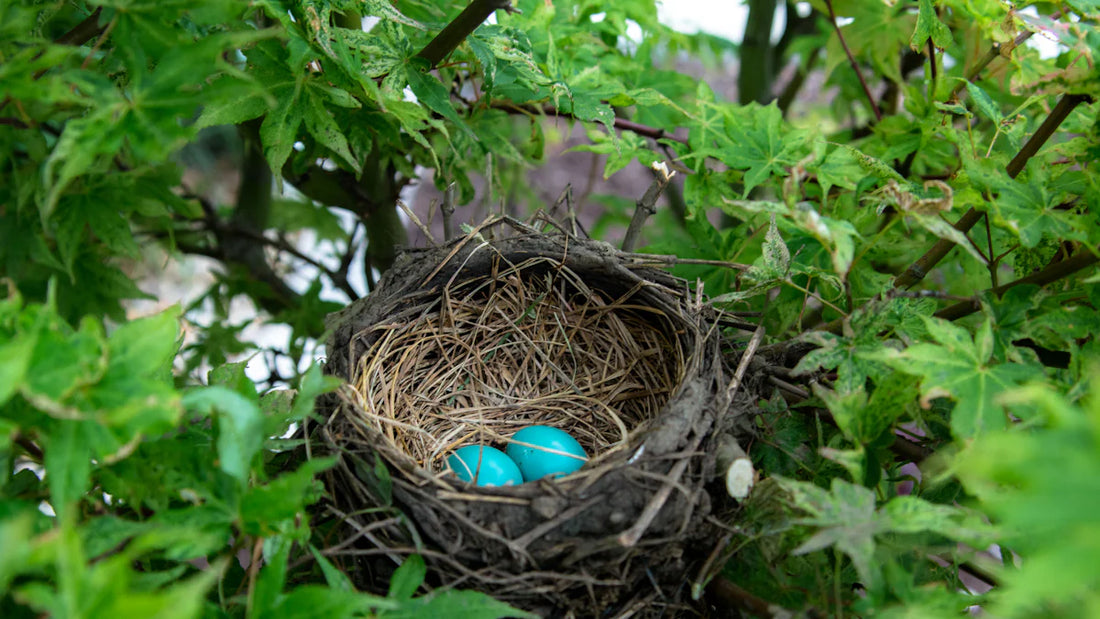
[{"x1": 316, "y1": 221, "x2": 758, "y2": 616}]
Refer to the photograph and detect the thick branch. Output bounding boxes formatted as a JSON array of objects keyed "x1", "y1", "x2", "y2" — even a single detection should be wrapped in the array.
[
  {"x1": 222, "y1": 120, "x2": 299, "y2": 311},
  {"x1": 934, "y1": 245, "x2": 1099, "y2": 321},
  {"x1": 739, "y1": 0, "x2": 778, "y2": 105},
  {"x1": 416, "y1": 0, "x2": 515, "y2": 68}
]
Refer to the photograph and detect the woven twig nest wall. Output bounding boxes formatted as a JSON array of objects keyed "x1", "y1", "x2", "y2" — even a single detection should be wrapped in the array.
[{"x1": 317, "y1": 220, "x2": 757, "y2": 616}]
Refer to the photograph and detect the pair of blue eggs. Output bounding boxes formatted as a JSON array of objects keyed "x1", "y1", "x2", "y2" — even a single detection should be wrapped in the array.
[{"x1": 447, "y1": 425, "x2": 587, "y2": 487}]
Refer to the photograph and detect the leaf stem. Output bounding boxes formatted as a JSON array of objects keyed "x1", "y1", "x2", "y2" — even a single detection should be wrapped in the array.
[{"x1": 824, "y1": 0, "x2": 881, "y2": 122}]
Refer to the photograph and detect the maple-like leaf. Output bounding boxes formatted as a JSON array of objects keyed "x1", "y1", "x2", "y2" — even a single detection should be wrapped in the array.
[{"x1": 871, "y1": 317, "x2": 1038, "y2": 439}]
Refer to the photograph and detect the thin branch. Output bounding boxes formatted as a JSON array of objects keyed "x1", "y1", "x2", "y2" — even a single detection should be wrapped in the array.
[
  {"x1": 892, "y1": 93, "x2": 1092, "y2": 289},
  {"x1": 927, "y1": 37, "x2": 937, "y2": 101},
  {"x1": 491, "y1": 102, "x2": 689, "y2": 145},
  {"x1": 824, "y1": 0, "x2": 882, "y2": 122},
  {"x1": 948, "y1": 12, "x2": 1061, "y2": 101},
  {"x1": 0, "y1": 8, "x2": 106, "y2": 114},
  {"x1": 705, "y1": 576, "x2": 802, "y2": 618},
  {"x1": 416, "y1": 0, "x2": 516, "y2": 68},
  {"x1": 79, "y1": 16, "x2": 116, "y2": 70},
  {"x1": 621, "y1": 164, "x2": 674, "y2": 251}
]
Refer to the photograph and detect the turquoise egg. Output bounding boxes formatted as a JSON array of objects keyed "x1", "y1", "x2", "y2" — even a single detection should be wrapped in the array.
[
  {"x1": 506, "y1": 426, "x2": 588, "y2": 482},
  {"x1": 447, "y1": 445, "x2": 523, "y2": 487}
]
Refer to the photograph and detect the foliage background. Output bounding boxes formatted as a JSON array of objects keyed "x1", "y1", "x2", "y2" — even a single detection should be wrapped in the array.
[{"x1": 1, "y1": 0, "x2": 1098, "y2": 616}]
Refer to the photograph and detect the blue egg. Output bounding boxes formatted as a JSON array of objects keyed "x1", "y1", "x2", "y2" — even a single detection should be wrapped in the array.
[
  {"x1": 506, "y1": 426, "x2": 588, "y2": 482},
  {"x1": 447, "y1": 445, "x2": 523, "y2": 487}
]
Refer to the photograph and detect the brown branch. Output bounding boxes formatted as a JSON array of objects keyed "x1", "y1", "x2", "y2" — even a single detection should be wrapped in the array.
[
  {"x1": 948, "y1": 12, "x2": 1061, "y2": 101},
  {"x1": 891, "y1": 93, "x2": 1092, "y2": 290},
  {"x1": 824, "y1": 0, "x2": 882, "y2": 122},
  {"x1": 55, "y1": 7, "x2": 105, "y2": 46},
  {"x1": 621, "y1": 166, "x2": 673, "y2": 251},
  {"x1": 705, "y1": 576, "x2": 801, "y2": 618},
  {"x1": 491, "y1": 102, "x2": 689, "y2": 145},
  {"x1": 416, "y1": 0, "x2": 516, "y2": 68},
  {"x1": 934, "y1": 244, "x2": 1100, "y2": 321},
  {"x1": 0, "y1": 8, "x2": 106, "y2": 115}
]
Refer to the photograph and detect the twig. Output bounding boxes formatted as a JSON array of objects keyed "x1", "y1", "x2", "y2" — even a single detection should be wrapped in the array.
[
  {"x1": 492, "y1": 101, "x2": 689, "y2": 145},
  {"x1": 705, "y1": 577, "x2": 800, "y2": 618},
  {"x1": 621, "y1": 163, "x2": 674, "y2": 252},
  {"x1": 79, "y1": 16, "x2": 116, "y2": 70},
  {"x1": 0, "y1": 8, "x2": 106, "y2": 114},
  {"x1": 824, "y1": 0, "x2": 882, "y2": 122},
  {"x1": 416, "y1": 0, "x2": 516, "y2": 68},
  {"x1": 397, "y1": 199, "x2": 436, "y2": 246},
  {"x1": 927, "y1": 38, "x2": 937, "y2": 101},
  {"x1": 892, "y1": 93, "x2": 1092, "y2": 289},
  {"x1": 14, "y1": 434, "x2": 45, "y2": 461},
  {"x1": 768, "y1": 375, "x2": 810, "y2": 401},
  {"x1": 442, "y1": 181, "x2": 457, "y2": 241},
  {"x1": 948, "y1": 12, "x2": 1061, "y2": 101},
  {"x1": 622, "y1": 253, "x2": 751, "y2": 272},
  {"x1": 244, "y1": 537, "x2": 264, "y2": 616}
]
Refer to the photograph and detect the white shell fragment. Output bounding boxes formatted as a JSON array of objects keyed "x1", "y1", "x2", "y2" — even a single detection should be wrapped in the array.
[{"x1": 725, "y1": 457, "x2": 755, "y2": 500}]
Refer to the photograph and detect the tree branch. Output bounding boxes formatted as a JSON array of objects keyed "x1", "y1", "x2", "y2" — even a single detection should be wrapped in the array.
[
  {"x1": 824, "y1": 0, "x2": 882, "y2": 122},
  {"x1": 416, "y1": 0, "x2": 516, "y2": 68},
  {"x1": 892, "y1": 93, "x2": 1092, "y2": 289},
  {"x1": 491, "y1": 101, "x2": 688, "y2": 145},
  {"x1": 948, "y1": 12, "x2": 1061, "y2": 101},
  {"x1": 934, "y1": 244, "x2": 1100, "y2": 321}
]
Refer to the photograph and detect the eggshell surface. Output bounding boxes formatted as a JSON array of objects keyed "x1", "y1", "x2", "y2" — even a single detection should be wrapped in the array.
[
  {"x1": 447, "y1": 445, "x2": 523, "y2": 487},
  {"x1": 506, "y1": 426, "x2": 588, "y2": 481}
]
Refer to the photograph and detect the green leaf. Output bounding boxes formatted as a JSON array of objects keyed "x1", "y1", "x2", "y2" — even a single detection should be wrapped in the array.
[
  {"x1": 0, "y1": 329, "x2": 36, "y2": 407},
  {"x1": 291, "y1": 364, "x2": 342, "y2": 423},
  {"x1": 906, "y1": 212, "x2": 988, "y2": 264},
  {"x1": 762, "y1": 214, "x2": 791, "y2": 276},
  {"x1": 106, "y1": 307, "x2": 181, "y2": 380},
  {"x1": 0, "y1": 512, "x2": 36, "y2": 591},
  {"x1": 45, "y1": 421, "x2": 92, "y2": 519},
  {"x1": 310, "y1": 546, "x2": 355, "y2": 591},
  {"x1": 777, "y1": 477, "x2": 992, "y2": 592},
  {"x1": 239, "y1": 457, "x2": 335, "y2": 534},
  {"x1": 182, "y1": 387, "x2": 263, "y2": 485},
  {"x1": 388, "y1": 554, "x2": 426, "y2": 599},
  {"x1": 380, "y1": 589, "x2": 537, "y2": 619},
  {"x1": 965, "y1": 81, "x2": 1002, "y2": 124},
  {"x1": 778, "y1": 477, "x2": 879, "y2": 587},
  {"x1": 874, "y1": 317, "x2": 1037, "y2": 439},
  {"x1": 208, "y1": 360, "x2": 256, "y2": 399},
  {"x1": 406, "y1": 66, "x2": 474, "y2": 138},
  {"x1": 953, "y1": 382, "x2": 1100, "y2": 616},
  {"x1": 304, "y1": 93, "x2": 359, "y2": 169},
  {"x1": 910, "y1": 0, "x2": 953, "y2": 51},
  {"x1": 719, "y1": 103, "x2": 806, "y2": 197}
]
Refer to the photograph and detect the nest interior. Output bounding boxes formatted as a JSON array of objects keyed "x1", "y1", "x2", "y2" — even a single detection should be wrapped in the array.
[{"x1": 318, "y1": 227, "x2": 756, "y2": 616}]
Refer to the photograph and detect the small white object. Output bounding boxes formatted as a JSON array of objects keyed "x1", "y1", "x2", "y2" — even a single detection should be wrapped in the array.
[
  {"x1": 726, "y1": 458, "x2": 754, "y2": 500},
  {"x1": 627, "y1": 445, "x2": 645, "y2": 464}
]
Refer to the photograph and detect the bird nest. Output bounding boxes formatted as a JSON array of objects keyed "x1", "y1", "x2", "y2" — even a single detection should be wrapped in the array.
[{"x1": 316, "y1": 221, "x2": 758, "y2": 616}]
